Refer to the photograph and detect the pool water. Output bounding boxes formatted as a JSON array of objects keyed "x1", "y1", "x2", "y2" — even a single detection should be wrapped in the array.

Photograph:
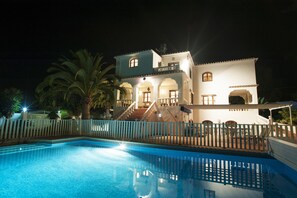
[{"x1": 0, "y1": 140, "x2": 296, "y2": 198}]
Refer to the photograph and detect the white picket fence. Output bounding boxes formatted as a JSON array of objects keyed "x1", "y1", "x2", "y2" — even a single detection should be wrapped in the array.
[{"x1": 0, "y1": 119, "x2": 296, "y2": 152}]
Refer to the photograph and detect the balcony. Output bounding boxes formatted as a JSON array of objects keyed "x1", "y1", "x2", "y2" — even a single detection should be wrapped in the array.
[{"x1": 153, "y1": 65, "x2": 180, "y2": 73}]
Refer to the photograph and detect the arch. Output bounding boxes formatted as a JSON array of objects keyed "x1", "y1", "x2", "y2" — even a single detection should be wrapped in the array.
[
  {"x1": 202, "y1": 120, "x2": 213, "y2": 125},
  {"x1": 202, "y1": 72, "x2": 212, "y2": 82},
  {"x1": 119, "y1": 82, "x2": 133, "y2": 100},
  {"x1": 117, "y1": 82, "x2": 133, "y2": 107},
  {"x1": 138, "y1": 81, "x2": 154, "y2": 107},
  {"x1": 159, "y1": 78, "x2": 179, "y2": 106},
  {"x1": 229, "y1": 89, "x2": 252, "y2": 104}
]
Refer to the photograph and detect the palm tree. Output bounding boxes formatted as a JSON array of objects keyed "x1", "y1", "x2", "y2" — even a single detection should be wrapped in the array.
[{"x1": 36, "y1": 49, "x2": 124, "y2": 119}]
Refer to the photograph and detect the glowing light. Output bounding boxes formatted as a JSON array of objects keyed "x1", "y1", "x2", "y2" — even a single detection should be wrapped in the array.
[
  {"x1": 118, "y1": 143, "x2": 126, "y2": 150},
  {"x1": 22, "y1": 107, "x2": 27, "y2": 112},
  {"x1": 181, "y1": 59, "x2": 189, "y2": 68},
  {"x1": 158, "y1": 113, "x2": 162, "y2": 118},
  {"x1": 159, "y1": 178, "x2": 164, "y2": 183}
]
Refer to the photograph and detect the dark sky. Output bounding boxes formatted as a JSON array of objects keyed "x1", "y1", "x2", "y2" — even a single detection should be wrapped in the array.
[{"x1": 0, "y1": 0, "x2": 297, "y2": 103}]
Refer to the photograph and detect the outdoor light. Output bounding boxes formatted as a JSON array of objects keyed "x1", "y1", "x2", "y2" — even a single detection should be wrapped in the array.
[
  {"x1": 158, "y1": 113, "x2": 162, "y2": 117},
  {"x1": 22, "y1": 107, "x2": 28, "y2": 112},
  {"x1": 182, "y1": 59, "x2": 189, "y2": 68}
]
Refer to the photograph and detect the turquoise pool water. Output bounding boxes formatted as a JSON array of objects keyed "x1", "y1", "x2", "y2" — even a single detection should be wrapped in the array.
[{"x1": 0, "y1": 140, "x2": 296, "y2": 198}]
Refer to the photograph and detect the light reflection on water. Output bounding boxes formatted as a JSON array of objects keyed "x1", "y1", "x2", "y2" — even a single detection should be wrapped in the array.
[{"x1": 0, "y1": 140, "x2": 296, "y2": 198}]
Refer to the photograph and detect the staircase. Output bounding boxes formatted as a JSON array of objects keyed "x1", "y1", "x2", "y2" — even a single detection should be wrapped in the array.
[{"x1": 126, "y1": 108, "x2": 147, "y2": 121}]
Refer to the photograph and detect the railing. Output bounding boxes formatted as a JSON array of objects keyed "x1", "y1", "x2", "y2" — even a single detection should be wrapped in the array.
[
  {"x1": 271, "y1": 123, "x2": 297, "y2": 144},
  {"x1": 153, "y1": 65, "x2": 180, "y2": 73},
  {"x1": 116, "y1": 101, "x2": 136, "y2": 120},
  {"x1": 0, "y1": 119, "x2": 80, "y2": 143},
  {"x1": 141, "y1": 101, "x2": 160, "y2": 121},
  {"x1": 1, "y1": 119, "x2": 296, "y2": 152},
  {"x1": 116, "y1": 99, "x2": 132, "y2": 107},
  {"x1": 158, "y1": 98, "x2": 179, "y2": 106}
]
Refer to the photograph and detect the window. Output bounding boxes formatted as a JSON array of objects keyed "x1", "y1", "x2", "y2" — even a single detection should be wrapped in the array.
[
  {"x1": 204, "y1": 189, "x2": 215, "y2": 198},
  {"x1": 202, "y1": 72, "x2": 213, "y2": 82},
  {"x1": 169, "y1": 90, "x2": 178, "y2": 105},
  {"x1": 143, "y1": 92, "x2": 151, "y2": 103},
  {"x1": 168, "y1": 62, "x2": 179, "y2": 66},
  {"x1": 202, "y1": 95, "x2": 215, "y2": 105},
  {"x1": 129, "y1": 58, "x2": 138, "y2": 68}
]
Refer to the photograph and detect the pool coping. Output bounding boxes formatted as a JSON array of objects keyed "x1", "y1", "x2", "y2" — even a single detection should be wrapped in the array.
[{"x1": 29, "y1": 136, "x2": 272, "y2": 158}]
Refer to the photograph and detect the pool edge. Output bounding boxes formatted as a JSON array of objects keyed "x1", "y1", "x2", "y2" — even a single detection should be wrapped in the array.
[{"x1": 30, "y1": 136, "x2": 272, "y2": 158}]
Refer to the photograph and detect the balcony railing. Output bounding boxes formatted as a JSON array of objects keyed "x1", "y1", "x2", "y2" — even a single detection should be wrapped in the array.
[
  {"x1": 158, "y1": 98, "x2": 179, "y2": 106},
  {"x1": 116, "y1": 99, "x2": 133, "y2": 107},
  {"x1": 153, "y1": 65, "x2": 180, "y2": 73}
]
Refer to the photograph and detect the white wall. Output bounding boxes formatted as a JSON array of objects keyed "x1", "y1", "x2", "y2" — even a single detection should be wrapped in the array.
[
  {"x1": 193, "y1": 58, "x2": 259, "y2": 124},
  {"x1": 152, "y1": 50, "x2": 162, "y2": 68},
  {"x1": 161, "y1": 52, "x2": 194, "y2": 78}
]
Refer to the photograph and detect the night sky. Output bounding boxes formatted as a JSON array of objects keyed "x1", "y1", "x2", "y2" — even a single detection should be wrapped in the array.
[{"x1": 0, "y1": 0, "x2": 297, "y2": 104}]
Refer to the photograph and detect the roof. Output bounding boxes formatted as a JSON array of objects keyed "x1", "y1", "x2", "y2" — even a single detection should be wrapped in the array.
[
  {"x1": 120, "y1": 70, "x2": 184, "y2": 79},
  {"x1": 114, "y1": 49, "x2": 193, "y2": 59},
  {"x1": 114, "y1": 49, "x2": 154, "y2": 58},
  {"x1": 276, "y1": 101, "x2": 297, "y2": 109},
  {"x1": 161, "y1": 51, "x2": 190, "y2": 56},
  {"x1": 196, "y1": 57, "x2": 258, "y2": 67}
]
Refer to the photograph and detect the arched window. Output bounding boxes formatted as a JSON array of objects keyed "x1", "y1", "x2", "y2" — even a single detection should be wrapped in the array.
[
  {"x1": 202, "y1": 72, "x2": 212, "y2": 82},
  {"x1": 202, "y1": 120, "x2": 213, "y2": 125},
  {"x1": 129, "y1": 58, "x2": 138, "y2": 68}
]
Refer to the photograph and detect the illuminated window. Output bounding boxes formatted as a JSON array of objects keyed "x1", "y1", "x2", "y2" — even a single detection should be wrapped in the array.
[
  {"x1": 169, "y1": 90, "x2": 178, "y2": 105},
  {"x1": 202, "y1": 72, "x2": 212, "y2": 82},
  {"x1": 168, "y1": 62, "x2": 179, "y2": 66},
  {"x1": 143, "y1": 92, "x2": 151, "y2": 103},
  {"x1": 129, "y1": 58, "x2": 138, "y2": 68},
  {"x1": 202, "y1": 95, "x2": 215, "y2": 105}
]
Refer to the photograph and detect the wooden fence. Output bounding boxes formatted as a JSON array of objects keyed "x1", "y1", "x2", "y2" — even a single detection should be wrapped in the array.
[{"x1": 1, "y1": 119, "x2": 296, "y2": 152}]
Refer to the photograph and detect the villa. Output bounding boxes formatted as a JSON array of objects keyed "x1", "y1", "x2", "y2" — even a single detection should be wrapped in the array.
[{"x1": 114, "y1": 49, "x2": 265, "y2": 124}]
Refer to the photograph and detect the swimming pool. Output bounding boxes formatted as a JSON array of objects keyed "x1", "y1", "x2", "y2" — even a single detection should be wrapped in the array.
[{"x1": 0, "y1": 139, "x2": 296, "y2": 198}]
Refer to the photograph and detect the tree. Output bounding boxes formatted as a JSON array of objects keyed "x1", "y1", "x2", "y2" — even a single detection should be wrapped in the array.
[
  {"x1": 0, "y1": 88, "x2": 23, "y2": 119},
  {"x1": 36, "y1": 49, "x2": 124, "y2": 119},
  {"x1": 278, "y1": 108, "x2": 297, "y2": 125}
]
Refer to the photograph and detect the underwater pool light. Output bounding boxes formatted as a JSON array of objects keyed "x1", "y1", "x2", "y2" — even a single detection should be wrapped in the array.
[{"x1": 118, "y1": 143, "x2": 126, "y2": 150}]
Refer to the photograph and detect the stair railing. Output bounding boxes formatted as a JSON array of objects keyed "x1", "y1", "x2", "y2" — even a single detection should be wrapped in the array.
[
  {"x1": 141, "y1": 100, "x2": 161, "y2": 121},
  {"x1": 117, "y1": 101, "x2": 136, "y2": 120},
  {"x1": 166, "y1": 108, "x2": 178, "y2": 122}
]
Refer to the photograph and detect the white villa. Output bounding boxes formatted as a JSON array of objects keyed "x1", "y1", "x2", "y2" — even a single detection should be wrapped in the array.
[{"x1": 114, "y1": 49, "x2": 266, "y2": 124}]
